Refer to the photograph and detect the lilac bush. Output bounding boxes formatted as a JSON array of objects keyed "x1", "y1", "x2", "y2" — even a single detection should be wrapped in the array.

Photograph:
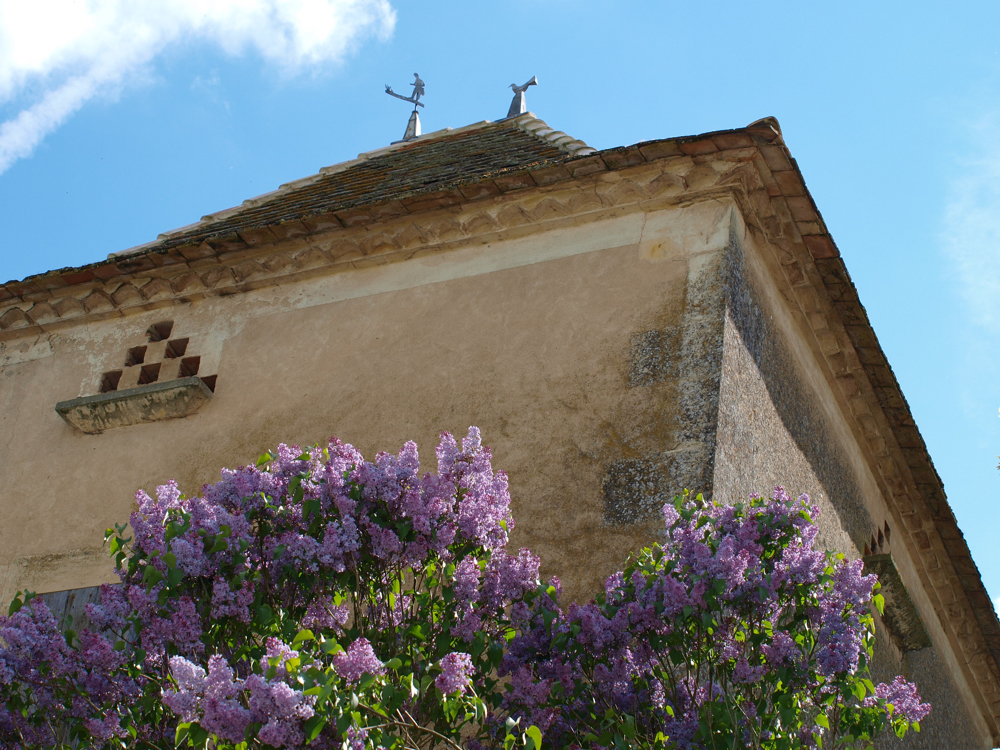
[
  {"x1": 0, "y1": 428, "x2": 542, "y2": 749},
  {"x1": 500, "y1": 488, "x2": 930, "y2": 749},
  {"x1": 0, "y1": 428, "x2": 929, "y2": 750}
]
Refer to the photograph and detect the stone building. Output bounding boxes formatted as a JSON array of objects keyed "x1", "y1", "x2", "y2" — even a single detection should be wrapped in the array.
[{"x1": 0, "y1": 113, "x2": 997, "y2": 747}]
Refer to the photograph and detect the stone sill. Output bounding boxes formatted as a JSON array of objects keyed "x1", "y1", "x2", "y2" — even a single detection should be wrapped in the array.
[{"x1": 55, "y1": 376, "x2": 213, "y2": 434}]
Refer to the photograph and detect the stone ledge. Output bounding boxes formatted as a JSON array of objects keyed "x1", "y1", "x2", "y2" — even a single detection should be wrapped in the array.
[
  {"x1": 55, "y1": 376, "x2": 213, "y2": 434},
  {"x1": 864, "y1": 553, "x2": 932, "y2": 653}
]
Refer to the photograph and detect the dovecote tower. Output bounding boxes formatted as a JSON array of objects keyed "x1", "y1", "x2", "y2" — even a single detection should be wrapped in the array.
[{"x1": 1, "y1": 114, "x2": 997, "y2": 748}]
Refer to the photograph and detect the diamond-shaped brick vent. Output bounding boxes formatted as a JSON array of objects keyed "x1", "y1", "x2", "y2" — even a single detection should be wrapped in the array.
[{"x1": 55, "y1": 320, "x2": 216, "y2": 434}]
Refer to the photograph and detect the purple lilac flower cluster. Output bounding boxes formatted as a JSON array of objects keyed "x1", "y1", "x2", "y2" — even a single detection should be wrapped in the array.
[
  {"x1": 435, "y1": 652, "x2": 474, "y2": 695},
  {"x1": 162, "y1": 649, "x2": 317, "y2": 747},
  {"x1": 1, "y1": 430, "x2": 931, "y2": 750},
  {"x1": 865, "y1": 676, "x2": 932, "y2": 723},
  {"x1": 500, "y1": 488, "x2": 931, "y2": 749}
]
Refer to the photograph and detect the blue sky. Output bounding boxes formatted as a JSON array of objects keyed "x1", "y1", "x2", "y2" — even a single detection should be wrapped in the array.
[{"x1": 1, "y1": 1, "x2": 998, "y2": 600}]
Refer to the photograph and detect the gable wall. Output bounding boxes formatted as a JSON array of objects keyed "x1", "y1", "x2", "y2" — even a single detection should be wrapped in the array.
[
  {"x1": 1, "y1": 198, "x2": 733, "y2": 607},
  {"x1": 713, "y1": 212, "x2": 991, "y2": 747}
]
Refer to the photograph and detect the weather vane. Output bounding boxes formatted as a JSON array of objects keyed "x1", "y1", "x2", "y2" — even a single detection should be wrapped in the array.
[
  {"x1": 385, "y1": 73, "x2": 425, "y2": 142},
  {"x1": 506, "y1": 76, "x2": 537, "y2": 118}
]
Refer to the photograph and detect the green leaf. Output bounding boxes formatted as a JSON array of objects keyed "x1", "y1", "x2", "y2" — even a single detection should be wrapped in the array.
[
  {"x1": 143, "y1": 566, "x2": 164, "y2": 590},
  {"x1": 255, "y1": 605, "x2": 274, "y2": 626},
  {"x1": 209, "y1": 537, "x2": 228, "y2": 554},
  {"x1": 525, "y1": 725, "x2": 543, "y2": 750},
  {"x1": 407, "y1": 623, "x2": 426, "y2": 641},
  {"x1": 303, "y1": 716, "x2": 327, "y2": 743},
  {"x1": 292, "y1": 629, "x2": 315, "y2": 645},
  {"x1": 175, "y1": 722, "x2": 191, "y2": 746},
  {"x1": 815, "y1": 714, "x2": 829, "y2": 729},
  {"x1": 190, "y1": 724, "x2": 209, "y2": 746}
]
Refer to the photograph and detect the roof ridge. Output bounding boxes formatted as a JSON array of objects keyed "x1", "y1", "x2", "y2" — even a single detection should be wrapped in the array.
[{"x1": 510, "y1": 112, "x2": 596, "y2": 156}]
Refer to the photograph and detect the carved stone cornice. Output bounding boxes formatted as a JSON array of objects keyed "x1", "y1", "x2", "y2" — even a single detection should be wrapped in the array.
[{"x1": 0, "y1": 131, "x2": 758, "y2": 339}]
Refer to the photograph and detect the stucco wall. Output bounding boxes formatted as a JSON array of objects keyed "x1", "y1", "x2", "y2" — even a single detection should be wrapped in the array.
[
  {"x1": 0, "y1": 200, "x2": 735, "y2": 606},
  {"x1": 713, "y1": 224, "x2": 991, "y2": 748}
]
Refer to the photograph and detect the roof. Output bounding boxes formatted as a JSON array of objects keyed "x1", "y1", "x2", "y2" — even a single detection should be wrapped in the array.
[
  {"x1": 0, "y1": 114, "x2": 592, "y2": 293},
  {"x1": 2, "y1": 112, "x2": 1000, "y2": 739},
  {"x1": 109, "y1": 116, "x2": 595, "y2": 260}
]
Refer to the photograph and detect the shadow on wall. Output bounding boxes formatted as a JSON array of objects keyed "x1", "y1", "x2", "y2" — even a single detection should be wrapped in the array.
[{"x1": 719, "y1": 234, "x2": 874, "y2": 550}]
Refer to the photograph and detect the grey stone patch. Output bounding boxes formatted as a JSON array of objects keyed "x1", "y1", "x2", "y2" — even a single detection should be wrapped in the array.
[
  {"x1": 672, "y1": 247, "x2": 727, "y2": 495},
  {"x1": 864, "y1": 554, "x2": 932, "y2": 653},
  {"x1": 718, "y1": 231, "x2": 874, "y2": 550},
  {"x1": 628, "y1": 329, "x2": 678, "y2": 387},
  {"x1": 603, "y1": 458, "x2": 667, "y2": 526},
  {"x1": 55, "y1": 376, "x2": 213, "y2": 434},
  {"x1": 868, "y1": 640, "x2": 987, "y2": 750},
  {"x1": 602, "y1": 446, "x2": 708, "y2": 526}
]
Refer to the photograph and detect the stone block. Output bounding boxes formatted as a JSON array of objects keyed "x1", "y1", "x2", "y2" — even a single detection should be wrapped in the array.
[
  {"x1": 773, "y1": 170, "x2": 806, "y2": 196},
  {"x1": 864, "y1": 553, "x2": 932, "y2": 652},
  {"x1": 528, "y1": 165, "x2": 573, "y2": 186},
  {"x1": 786, "y1": 196, "x2": 819, "y2": 222},
  {"x1": 567, "y1": 156, "x2": 607, "y2": 178},
  {"x1": 61, "y1": 270, "x2": 96, "y2": 286},
  {"x1": 759, "y1": 144, "x2": 793, "y2": 172},
  {"x1": 603, "y1": 145, "x2": 648, "y2": 168},
  {"x1": 637, "y1": 141, "x2": 682, "y2": 162},
  {"x1": 55, "y1": 377, "x2": 213, "y2": 434},
  {"x1": 711, "y1": 133, "x2": 754, "y2": 150},
  {"x1": 678, "y1": 139, "x2": 719, "y2": 156},
  {"x1": 492, "y1": 172, "x2": 536, "y2": 192},
  {"x1": 458, "y1": 182, "x2": 502, "y2": 201}
]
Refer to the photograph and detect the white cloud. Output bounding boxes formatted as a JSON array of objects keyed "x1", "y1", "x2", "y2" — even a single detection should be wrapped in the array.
[
  {"x1": 942, "y1": 118, "x2": 1000, "y2": 332},
  {"x1": 0, "y1": 0, "x2": 395, "y2": 174}
]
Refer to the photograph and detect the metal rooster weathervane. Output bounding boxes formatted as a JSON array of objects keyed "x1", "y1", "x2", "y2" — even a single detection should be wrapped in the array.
[
  {"x1": 506, "y1": 76, "x2": 537, "y2": 118},
  {"x1": 385, "y1": 73, "x2": 425, "y2": 142}
]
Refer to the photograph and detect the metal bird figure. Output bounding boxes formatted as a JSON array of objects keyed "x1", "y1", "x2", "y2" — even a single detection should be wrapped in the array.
[{"x1": 506, "y1": 75, "x2": 538, "y2": 118}]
